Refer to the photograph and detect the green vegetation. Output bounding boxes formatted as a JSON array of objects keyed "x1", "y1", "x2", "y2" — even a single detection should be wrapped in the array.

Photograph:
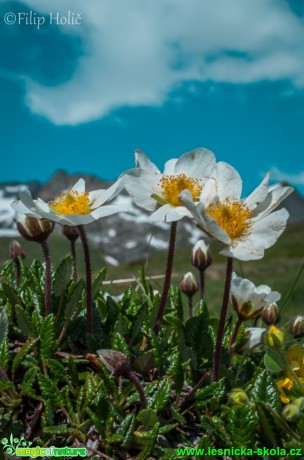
[{"x1": 0, "y1": 222, "x2": 303, "y2": 458}]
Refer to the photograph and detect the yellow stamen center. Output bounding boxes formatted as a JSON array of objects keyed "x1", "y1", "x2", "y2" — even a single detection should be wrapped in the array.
[
  {"x1": 159, "y1": 174, "x2": 203, "y2": 207},
  {"x1": 206, "y1": 198, "x2": 253, "y2": 240},
  {"x1": 50, "y1": 190, "x2": 91, "y2": 215}
]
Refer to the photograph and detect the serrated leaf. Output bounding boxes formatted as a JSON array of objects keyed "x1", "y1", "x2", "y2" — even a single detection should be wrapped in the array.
[
  {"x1": 39, "y1": 315, "x2": 55, "y2": 359},
  {"x1": 120, "y1": 414, "x2": 136, "y2": 449},
  {"x1": 185, "y1": 311, "x2": 213, "y2": 359},
  {"x1": 38, "y1": 374, "x2": 63, "y2": 407},
  {"x1": 12, "y1": 338, "x2": 38, "y2": 375},
  {"x1": 15, "y1": 305, "x2": 35, "y2": 338},
  {"x1": 64, "y1": 279, "x2": 85, "y2": 320},
  {"x1": 0, "y1": 339, "x2": 10, "y2": 372},
  {"x1": 149, "y1": 378, "x2": 171, "y2": 412},
  {"x1": 43, "y1": 425, "x2": 74, "y2": 435},
  {"x1": 53, "y1": 256, "x2": 73, "y2": 297},
  {"x1": 92, "y1": 268, "x2": 106, "y2": 297},
  {"x1": 0, "y1": 308, "x2": 8, "y2": 344},
  {"x1": 246, "y1": 369, "x2": 281, "y2": 411}
]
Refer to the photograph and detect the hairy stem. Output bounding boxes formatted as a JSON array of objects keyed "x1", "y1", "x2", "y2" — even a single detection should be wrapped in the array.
[
  {"x1": 213, "y1": 257, "x2": 233, "y2": 382},
  {"x1": 154, "y1": 221, "x2": 177, "y2": 336},
  {"x1": 40, "y1": 240, "x2": 52, "y2": 316},
  {"x1": 78, "y1": 225, "x2": 92, "y2": 334},
  {"x1": 229, "y1": 318, "x2": 242, "y2": 355},
  {"x1": 128, "y1": 370, "x2": 147, "y2": 408}
]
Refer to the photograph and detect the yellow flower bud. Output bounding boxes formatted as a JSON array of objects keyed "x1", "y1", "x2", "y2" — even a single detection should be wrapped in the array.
[
  {"x1": 228, "y1": 388, "x2": 249, "y2": 408},
  {"x1": 264, "y1": 325, "x2": 284, "y2": 350}
]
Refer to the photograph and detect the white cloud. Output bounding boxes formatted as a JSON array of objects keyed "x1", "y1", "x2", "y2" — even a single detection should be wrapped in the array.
[
  {"x1": 270, "y1": 167, "x2": 304, "y2": 185},
  {"x1": 22, "y1": 0, "x2": 304, "y2": 125}
]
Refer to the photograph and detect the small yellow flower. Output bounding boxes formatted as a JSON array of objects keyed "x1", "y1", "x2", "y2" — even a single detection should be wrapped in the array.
[
  {"x1": 286, "y1": 345, "x2": 304, "y2": 381},
  {"x1": 276, "y1": 378, "x2": 294, "y2": 404}
]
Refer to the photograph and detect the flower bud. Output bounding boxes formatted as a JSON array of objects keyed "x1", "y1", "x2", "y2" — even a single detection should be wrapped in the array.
[
  {"x1": 228, "y1": 389, "x2": 249, "y2": 408},
  {"x1": 16, "y1": 213, "x2": 54, "y2": 243},
  {"x1": 180, "y1": 272, "x2": 198, "y2": 297},
  {"x1": 192, "y1": 240, "x2": 212, "y2": 271},
  {"x1": 264, "y1": 325, "x2": 284, "y2": 350},
  {"x1": 9, "y1": 240, "x2": 26, "y2": 261},
  {"x1": 261, "y1": 303, "x2": 280, "y2": 325},
  {"x1": 97, "y1": 349, "x2": 131, "y2": 377},
  {"x1": 290, "y1": 316, "x2": 304, "y2": 339},
  {"x1": 282, "y1": 397, "x2": 304, "y2": 421},
  {"x1": 62, "y1": 225, "x2": 79, "y2": 242}
]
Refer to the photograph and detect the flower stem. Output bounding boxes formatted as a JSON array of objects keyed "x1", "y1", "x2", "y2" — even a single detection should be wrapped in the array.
[
  {"x1": 40, "y1": 240, "x2": 51, "y2": 316},
  {"x1": 199, "y1": 269, "x2": 205, "y2": 300},
  {"x1": 128, "y1": 370, "x2": 147, "y2": 408},
  {"x1": 78, "y1": 225, "x2": 92, "y2": 334},
  {"x1": 213, "y1": 257, "x2": 233, "y2": 382},
  {"x1": 154, "y1": 221, "x2": 177, "y2": 336},
  {"x1": 70, "y1": 240, "x2": 78, "y2": 283},
  {"x1": 229, "y1": 318, "x2": 242, "y2": 355}
]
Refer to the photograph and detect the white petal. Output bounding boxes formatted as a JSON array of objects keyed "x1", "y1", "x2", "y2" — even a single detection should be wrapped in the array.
[
  {"x1": 252, "y1": 184, "x2": 294, "y2": 220},
  {"x1": 163, "y1": 158, "x2": 177, "y2": 175},
  {"x1": 245, "y1": 173, "x2": 270, "y2": 210},
  {"x1": 11, "y1": 200, "x2": 41, "y2": 218},
  {"x1": 91, "y1": 203, "x2": 129, "y2": 219},
  {"x1": 134, "y1": 150, "x2": 160, "y2": 174},
  {"x1": 149, "y1": 204, "x2": 190, "y2": 222},
  {"x1": 88, "y1": 177, "x2": 125, "y2": 208},
  {"x1": 71, "y1": 178, "x2": 85, "y2": 194},
  {"x1": 174, "y1": 148, "x2": 216, "y2": 179},
  {"x1": 221, "y1": 208, "x2": 289, "y2": 261},
  {"x1": 124, "y1": 172, "x2": 161, "y2": 211},
  {"x1": 214, "y1": 162, "x2": 242, "y2": 201}
]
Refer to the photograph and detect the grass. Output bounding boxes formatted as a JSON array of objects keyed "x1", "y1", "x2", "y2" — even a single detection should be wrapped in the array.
[{"x1": 1, "y1": 222, "x2": 303, "y2": 322}]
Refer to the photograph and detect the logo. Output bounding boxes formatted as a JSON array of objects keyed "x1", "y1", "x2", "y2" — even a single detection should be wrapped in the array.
[{"x1": 1, "y1": 435, "x2": 87, "y2": 458}]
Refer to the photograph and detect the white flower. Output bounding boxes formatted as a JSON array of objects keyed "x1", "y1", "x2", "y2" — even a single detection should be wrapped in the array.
[
  {"x1": 179, "y1": 162, "x2": 294, "y2": 260},
  {"x1": 238, "y1": 327, "x2": 266, "y2": 351},
  {"x1": 11, "y1": 177, "x2": 127, "y2": 226},
  {"x1": 230, "y1": 273, "x2": 281, "y2": 320},
  {"x1": 122, "y1": 148, "x2": 216, "y2": 222}
]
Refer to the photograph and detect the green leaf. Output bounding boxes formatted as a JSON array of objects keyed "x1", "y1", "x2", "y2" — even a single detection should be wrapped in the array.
[
  {"x1": 0, "y1": 340, "x2": 10, "y2": 372},
  {"x1": 38, "y1": 374, "x2": 63, "y2": 407},
  {"x1": 137, "y1": 409, "x2": 158, "y2": 428},
  {"x1": 64, "y1": 280, "x2": 85, "y2": 320},
  {"x1": 2, "y1": 283, "x2": 20, "y2": 308},
  {"x1": 39, "y1": 315, "x2": 56, "y2": 360},
  {"x1": 149, "y1": 378, "x2": 171, "y2": 412},
  {"x1": 43, "y1": 425, "x2": 74, "y2": 435},
  {"x1": 106, "y1": 296, "x2": 119, "y2": 326},
  {"x1": 264, "y1": 351, "x2": 286, "y2": 373},
  {"x1": 129, "y1": 302, "x2": 149, "y2": 344},
  {"x1": 119, "y1": 414, "x2": 136, "y2": 449},
  {"x1": 92, "y1": 268, "x2": 106, "y2": 297},
  {"x1": 15, "y1": 305, "x2": 35, "y2": 338},
  {"x1": 246, "y1": 369, "x2": 281, "y2": 411},
  {"x1": 12, "y1": 338, "x2": 38, "y2": 375},
  {"x1": 185, "y1": 311, "x2": 213, "y2": 359},
  {"x1": 0, "y1": 308, "x2": 8, "y2": 344},
  {"x1": 53, "y1": 256, "x2": 73, "y2": 297},
  {"x1": 226, "y1": 405, "x2": 259, "y2": 447},
  {"x1": 21, "y1": 367, "x2": 38, "y2": 397}
]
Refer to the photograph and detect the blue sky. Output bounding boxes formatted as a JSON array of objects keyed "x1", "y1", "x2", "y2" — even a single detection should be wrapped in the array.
[{"x1": 0, "y1": 0, "x2": 303, "y2": 195}]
